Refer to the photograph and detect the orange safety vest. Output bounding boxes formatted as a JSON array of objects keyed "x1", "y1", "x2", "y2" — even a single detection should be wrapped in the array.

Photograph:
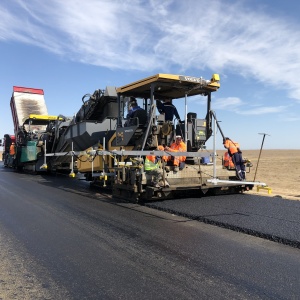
[
  {"x1": 223, "y1": 152, "x2": 235, "y2": 168},
  {"x1": 163, "y1": 141, "x2": 187, "y2": 165},
  {"x1": 224, "y1": 139, "x2": 239, "y2": 155},
  {"x1": 170, "y1": 141, "x2": 187, "y2": 161},
  {"x1": 146, "y1": 145, "x2": 164, "y2": 165},
  {"x1": 9, "y1": 144, "x2": 16, "y2": 155},
  {"x1": 146, "y1": 155, "x2": 155, "y2": 163}
]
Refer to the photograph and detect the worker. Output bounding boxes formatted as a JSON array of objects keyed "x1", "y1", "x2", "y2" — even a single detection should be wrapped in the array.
[
  {"x1": 164, "y1": 135, "x2": 187, "y2": 172},
  {"x1": 223, "y1": 137, "x2": 246, "y2": 180},
  {"x1": 126, "y1": 97, "x2": 143, "y2": 119},
  {"x1": 8, "y1": 142, "x2": 16, "y2": 168},
  {"x1": 144, "y1": 145, "x2": 170, "y2": 188},
  {"x1": 125, "y1": 97, "x2": 145, "y2": 126},
  {"x1": 156, "y1": 98, "x2": 181, "y2": 122}
]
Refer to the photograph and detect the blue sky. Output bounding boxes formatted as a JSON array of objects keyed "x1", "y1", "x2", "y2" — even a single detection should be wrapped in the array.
[{"x1": 1, "y1": 0, "x2": 300, "y2": 150}]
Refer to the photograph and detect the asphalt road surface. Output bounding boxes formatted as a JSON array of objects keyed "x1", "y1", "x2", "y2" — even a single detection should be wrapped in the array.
[{"x1": 0, "y1": 165, "x2": 299, "y2": 299}]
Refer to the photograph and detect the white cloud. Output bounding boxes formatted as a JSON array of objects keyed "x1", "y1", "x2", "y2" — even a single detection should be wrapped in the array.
[
  {"x1": 237, "y1": 106, "x2": 287, "y2": 115},
  {"x1": 213, "y1": 97, "x2": 243, "y2": 110},
  {"x1": 213, "y1": 96, "x2": 287, "y2": 116},
  {"x1": 1, "y1": 0, "x2": 300, "y2": 101}
]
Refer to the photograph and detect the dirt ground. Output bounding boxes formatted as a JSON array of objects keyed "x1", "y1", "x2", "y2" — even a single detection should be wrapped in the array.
[
  {"x1": 1, "y1": 150, "x2": 299, "y2": 200},
  {"x1": 220, "y1": 150, "x2": 300, "y2": 201}
]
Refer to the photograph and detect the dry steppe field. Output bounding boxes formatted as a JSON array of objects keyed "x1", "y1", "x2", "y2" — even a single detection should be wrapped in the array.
[
  {"x1": 1, "y1": 150, "x2": 299, "y2": 200},
  {"x1": 226, "y1": 150, "x2": 300, "y2": 201}
]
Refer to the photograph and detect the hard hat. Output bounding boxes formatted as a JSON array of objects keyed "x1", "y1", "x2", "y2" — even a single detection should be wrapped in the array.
[{"x1": 175, "y1": 135, "x2": 182, "y2": 139}]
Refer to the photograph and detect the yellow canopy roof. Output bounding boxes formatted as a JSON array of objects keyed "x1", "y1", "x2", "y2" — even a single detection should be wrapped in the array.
[{"x1": 116, "y1": 73, "x2": 220, "y2": 99}]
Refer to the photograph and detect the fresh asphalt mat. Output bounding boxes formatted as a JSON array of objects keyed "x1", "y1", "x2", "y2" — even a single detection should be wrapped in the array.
[{"x1": 145, "y1": 194, "x2": 300, "y2": 249}]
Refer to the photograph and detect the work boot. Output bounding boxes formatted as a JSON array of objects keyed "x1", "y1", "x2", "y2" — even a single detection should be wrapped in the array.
[
  {"x1": 179, "y1": 162, "x2": 185, "y2": 170},
  {"x1": 164, "y1": 180, "x2": 170, "y2": 187},
  {"x1": 236, "y1": 171, "x2": 243, "y2": 181},
  {"x1": 165, "y1": 166, "x2": 170, "y2": 172},
  {"x1": 243, "y1": 171, "x2": 246, "y2": 181},
  {"x1": 173, "y1": 166, "x2": 179, "y2": 172}
]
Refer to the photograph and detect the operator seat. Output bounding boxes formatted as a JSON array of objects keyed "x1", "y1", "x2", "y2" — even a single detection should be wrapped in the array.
[{"x1": 128, "y1": 109, "x2": 147, "y2": 128}]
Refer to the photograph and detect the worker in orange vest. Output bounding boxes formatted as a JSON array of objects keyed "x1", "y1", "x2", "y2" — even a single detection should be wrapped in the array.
[
  {"x1": 144, "y1": 145, "x2": 169, "y2": 188},
  {"x1": 223, "y1": 137, "x2": 245, "y2": 180},
  {"x1": 8, "y1": 142, "x2": 16, "y2": 167},
  {"x1": 164, "y1": 135, "x2": 187, "y2": 172}
]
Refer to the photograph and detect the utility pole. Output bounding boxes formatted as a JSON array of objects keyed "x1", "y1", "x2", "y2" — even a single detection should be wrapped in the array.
[{"x1": 253, "y1": 133, "x2": 270, "y2": 181}]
